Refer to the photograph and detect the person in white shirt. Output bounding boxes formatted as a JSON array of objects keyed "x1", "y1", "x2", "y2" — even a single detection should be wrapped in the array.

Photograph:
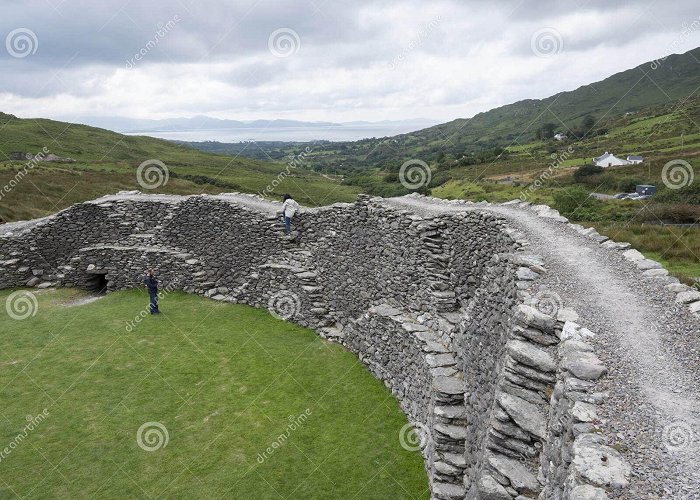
[{"x1": 281, "y1": 194, "x2": 300, "y2": 234}]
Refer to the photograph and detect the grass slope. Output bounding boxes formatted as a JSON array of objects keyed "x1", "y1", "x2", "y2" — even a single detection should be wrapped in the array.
[
  {"x1": 202, "y1": 48, "x2": 700, "y2": 173},
  {"x1": 0, "y1": 289, "x2": 427, "y2": 499},
  {"x1": 361, "y1": 47, "x2": 700, "y2": 166},
  {"x1": 0, "y1": 114, "x2": 359, "y2": 222}
]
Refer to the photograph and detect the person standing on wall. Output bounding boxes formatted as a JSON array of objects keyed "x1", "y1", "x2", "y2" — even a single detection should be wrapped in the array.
[
  {"x1": 144, "y1": 269, "x2": 160, "y2": 314},
  {"x1": 281, "y1": 194, "x2": 300, "y2": 235}
]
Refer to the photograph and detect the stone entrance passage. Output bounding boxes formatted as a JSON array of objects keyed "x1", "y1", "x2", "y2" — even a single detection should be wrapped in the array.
[{"x1": 84, "y1": 272, "x2": 108, "y2": 294}]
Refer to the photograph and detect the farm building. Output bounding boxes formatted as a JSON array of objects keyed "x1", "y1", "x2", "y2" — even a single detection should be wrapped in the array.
[{"x1": 593, "y1": 152, "x2": 629, "y2": 167}]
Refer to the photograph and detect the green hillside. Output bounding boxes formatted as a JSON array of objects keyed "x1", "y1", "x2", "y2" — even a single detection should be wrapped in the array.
[
  {"x1": 202, "y1": 47, "x2": 699, "y2": 173},
  {"x1": 348, "y1": 47, "x2": 700, "y2": 169},
  {"x1": 0, "y1": 113, "x2": 358, "y2": 222},
  {"x1": 422, "y1": 48, "x2": 700, "y2": 147}
]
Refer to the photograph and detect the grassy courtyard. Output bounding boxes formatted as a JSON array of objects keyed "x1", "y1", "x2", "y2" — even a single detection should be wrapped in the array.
[{"x1": 0, "y1": 288, "x2": 428, "y2": 499}]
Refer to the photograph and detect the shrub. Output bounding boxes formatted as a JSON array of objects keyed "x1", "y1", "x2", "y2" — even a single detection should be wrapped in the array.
[
  {"x1": 169, "y1": 172, "x2": 241, "y2": 190},
  {"x1": 638, "y1": 203, "x2": 700, "y2": 224},
  {"x1": 553, "y1": 187, "x2": 602, "y2": 221},
  {"x1": 573, "y1": 165, "x2": 604, "y2": 180},
  {"x1": 654, "y1": 182, "x2": 700, "y2": 205},
  {"x1": 429, "y1": 171, "x2": 451, "y2": 188},
  {"x1": 577, "y1": 174, "x2": 604, "y2": 187}
]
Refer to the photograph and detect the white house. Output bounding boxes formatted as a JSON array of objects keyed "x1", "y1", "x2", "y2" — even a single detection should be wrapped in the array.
[
  {"x1": 626, "y1": 155, "x2": 644, "y2": 164},
  {"x1": 593, "y1": 152, "x2": 632, "y2": 168},
  {"x1": 554, "y1": 133, "x2": 567, "y2": 141}
]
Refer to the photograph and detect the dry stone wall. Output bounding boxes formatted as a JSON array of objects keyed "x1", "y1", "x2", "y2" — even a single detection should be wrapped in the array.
[{"x1": 0, "y1": 192, "x2": 632, "y2": 499}]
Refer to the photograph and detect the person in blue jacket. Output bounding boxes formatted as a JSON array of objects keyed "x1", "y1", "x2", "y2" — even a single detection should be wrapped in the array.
[{"x1": 144, "y1": 269, "x2": 160, "y2": 314}]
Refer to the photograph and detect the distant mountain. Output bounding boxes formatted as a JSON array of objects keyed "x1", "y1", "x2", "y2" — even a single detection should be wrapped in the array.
[
  {"x1": 63, "y1": 116, "x2": 439, "y2": 134},
  {"x1": 68, "y1": 115, "x2": 341, "y2": 133}
]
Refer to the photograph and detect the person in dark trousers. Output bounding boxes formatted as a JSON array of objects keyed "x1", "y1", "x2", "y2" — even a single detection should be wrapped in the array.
[
  {"x1": 144, "y1": 269, "x2": 160, "y2": 314},
  {"x1": 281, "y1": 194, "x2": 300, "y2": 235}
]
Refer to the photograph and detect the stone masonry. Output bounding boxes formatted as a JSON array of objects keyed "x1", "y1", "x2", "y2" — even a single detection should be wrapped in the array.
[{"x1": 0, "y1": 192, "x2": 637, "y2": 499}]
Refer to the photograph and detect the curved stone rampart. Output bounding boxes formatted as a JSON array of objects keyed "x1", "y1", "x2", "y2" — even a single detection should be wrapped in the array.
[{"x1": 0, "y1": 192, "x2": 641, "y2": 499}]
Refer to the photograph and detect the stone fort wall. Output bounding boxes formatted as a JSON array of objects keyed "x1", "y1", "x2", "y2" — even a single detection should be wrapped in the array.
[{"x1": 0, "y1": 192, "x2": 627, "y2": 499}]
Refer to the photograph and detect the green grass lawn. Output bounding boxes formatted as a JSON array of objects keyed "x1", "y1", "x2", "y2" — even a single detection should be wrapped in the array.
[{"x1": 0, "y1": 289, "x2": 428, "y2": 499}]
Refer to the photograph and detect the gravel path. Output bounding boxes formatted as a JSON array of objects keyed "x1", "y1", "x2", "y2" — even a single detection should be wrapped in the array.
[{"x1": 384, "y1": 196, "x2": 700, "y2": 499}]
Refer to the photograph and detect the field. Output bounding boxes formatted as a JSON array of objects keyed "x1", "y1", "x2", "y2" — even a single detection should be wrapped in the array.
[{"x1": 0, "y1": 288, "x2": 428, "y2": 499}]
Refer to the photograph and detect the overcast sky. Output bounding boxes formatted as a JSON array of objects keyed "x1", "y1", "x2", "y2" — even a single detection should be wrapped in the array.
[{"x1": 1, "y1": 0, "x2": 699, "y2": 124}]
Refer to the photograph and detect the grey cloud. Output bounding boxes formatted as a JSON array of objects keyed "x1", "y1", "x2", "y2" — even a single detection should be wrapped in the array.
[
  {"x1": 1, "y1": 0, "x2": 381, "y2": 66},
  {"x1": 219, "y1": 61, "x2": 280, "y2": 88},
  {"x1": 0, "y1": 0, "x2": 697, "y2": 122},
  {"x1": 0, "y1": 60, "x2": 107, "y2": 98}
]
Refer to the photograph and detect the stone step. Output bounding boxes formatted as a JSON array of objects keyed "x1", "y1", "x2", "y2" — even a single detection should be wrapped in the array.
[{"x1": 431, "y1": 481, "x2": 465, "y2": 500}]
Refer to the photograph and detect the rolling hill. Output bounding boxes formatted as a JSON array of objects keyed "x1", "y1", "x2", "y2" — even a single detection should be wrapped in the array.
[
  {"x1": 0, "y1": 113, "x2": 358, "y2": 222},
  {"x1": 403, "y1": 47, "x2": 700, "y2": 154},
  {"x1": 201, "y1": 47, "x2": 699, "y2": 173}
]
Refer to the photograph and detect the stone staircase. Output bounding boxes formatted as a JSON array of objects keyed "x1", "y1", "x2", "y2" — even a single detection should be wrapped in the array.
[
  {"x1": 413, "y1": 218, "x2": 458, "y2": 313},
  {"x1": 258, "y1": 247, "x2": 336, "y2": 328},
  {"x1": 189, "y1": 244, "x2": 336, "y2": 329}
]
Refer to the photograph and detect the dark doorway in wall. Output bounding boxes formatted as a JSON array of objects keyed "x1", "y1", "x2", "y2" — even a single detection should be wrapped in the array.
[{"x1": 85, "y1": 273, "x2": 108, "y2": 294}]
